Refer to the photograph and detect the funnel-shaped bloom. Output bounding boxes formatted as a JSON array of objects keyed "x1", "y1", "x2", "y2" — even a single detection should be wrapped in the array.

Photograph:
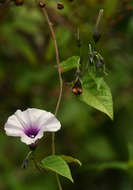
[{"x1": 4, "y1": 108, "x2": 61, "y2": 145}]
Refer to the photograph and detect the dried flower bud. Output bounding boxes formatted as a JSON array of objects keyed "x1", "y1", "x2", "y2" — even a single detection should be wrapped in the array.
[
  {"x1": 39, "y1": 1, "x2": 46, "y2": 8},
  {"x1": 57, "y1": 2, "x2": 64, "y2": 9},
  {"x1": 72, "y1": 79, "x2": 82, "y2": 95}
]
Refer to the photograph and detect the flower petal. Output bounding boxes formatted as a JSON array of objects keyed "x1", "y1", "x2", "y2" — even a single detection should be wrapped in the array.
[
  {"x1": 34, "y1": 130, "x2": 44, "y2": 141},
  {"x1": 20, "y1": 134, "x2": 36, "y2": 145},
  {"x1": 5, "y1": 115, "x2": 24, "y2": 137},
  {"x1": 22, "y1": 108, "x2": 50, "y2": 127},
  {"x1": 22, "y1": 108, "x2": 61, "y2": 132},
  {"x1": 5, "y1": 114, "x2": 24, "y2": 129},
  {"x1": 15, "y1": 110, "x2": 29, "y2": 128},
  {"x1": 37, "y1": 112, "x2": 61, "y2": 132},
  {"x1": 5, "y1": 126, "x2": 23, "y2": 137}
]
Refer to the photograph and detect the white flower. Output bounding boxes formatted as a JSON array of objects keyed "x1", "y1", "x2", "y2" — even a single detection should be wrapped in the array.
[{"x1": 4, "y1": 108, "x2": 61, "y2": 145}]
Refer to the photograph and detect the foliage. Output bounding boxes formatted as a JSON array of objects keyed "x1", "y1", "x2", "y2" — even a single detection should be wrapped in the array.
[
  {"x1": 80, "y1": 72, "x2": 113, "y2": 120},
  {"x1": 0, "y1": 0, "x2": 133, "y2": 190},
  {"x1": 41, "y1": 155, "x2": 73, "y2": 182}
]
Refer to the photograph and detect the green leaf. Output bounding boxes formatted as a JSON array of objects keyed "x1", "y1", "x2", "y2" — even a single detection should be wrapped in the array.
[
  {"x1": 41, "y1": 155, "x2": 74, "y2": 183},
  {"x1": 80, "y1": 72, "x2": 113, "y2": 120},
  {"x1": 60, "y1": 56, "x2": 80, "y2": 72},
  {"x1": 60, "y1": 155, "x2": 82, "y2": 166}
]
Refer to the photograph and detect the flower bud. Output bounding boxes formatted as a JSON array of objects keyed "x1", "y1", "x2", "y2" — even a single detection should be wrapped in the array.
[
  {"x1": 72, "y1": 79, "x2": 82, "y2": 95},
  {"x1": 39, "y1": 1, "x2": 46, "y2": 8},
  {"x1": 57, "y1": 2, "x2": 64, "y2": 9}
]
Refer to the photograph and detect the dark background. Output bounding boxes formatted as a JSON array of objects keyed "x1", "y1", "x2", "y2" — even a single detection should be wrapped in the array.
[{"x1": 0, "y1": 0, "x2": 133, "y2": 189}]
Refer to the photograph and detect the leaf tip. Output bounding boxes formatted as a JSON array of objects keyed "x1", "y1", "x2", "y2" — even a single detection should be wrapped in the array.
[{"x1": 71, "y1": 178, "x2": 74, "y2": 183}]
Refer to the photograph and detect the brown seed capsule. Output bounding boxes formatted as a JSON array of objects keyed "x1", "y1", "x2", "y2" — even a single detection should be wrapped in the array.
[
  {"x1": 15, "y1": 0, "x2": 24, "y2": 6},
  {"x1": 39, "y1": 1, "x2": 46, "y2": 8},
  {"x1": 57, "y1": 2, "x2": 64, "y2": 9},
  {"x1": 72, "y1": 79, "x2": 82, "y2": 95}
]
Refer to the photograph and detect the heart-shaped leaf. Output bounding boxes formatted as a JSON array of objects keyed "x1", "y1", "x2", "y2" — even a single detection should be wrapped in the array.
[
  {"x1": 41, "y1": 155, "x2": 73, "y2": 183},
  {"x1": 80, "y1": 72, "x2": 113, "y2": 120}
]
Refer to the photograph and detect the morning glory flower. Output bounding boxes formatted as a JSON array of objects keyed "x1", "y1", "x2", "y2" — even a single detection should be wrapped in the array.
[{"x1": 4, "y1": 108, "x2": 61, "y2": 146}]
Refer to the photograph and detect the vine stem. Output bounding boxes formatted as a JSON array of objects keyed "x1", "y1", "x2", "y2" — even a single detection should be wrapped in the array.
[
  {"x1": 41, "y1": 5, "x2": 63, "y2": 154},
  {"x1": 41, "y1": 5, "x2": 63, "y2": 190}
]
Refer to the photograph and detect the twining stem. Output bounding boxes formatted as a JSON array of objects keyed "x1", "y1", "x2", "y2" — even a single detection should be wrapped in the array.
[
  {"x1": 40, "y1": 4, "x2": 63, "y2": 190},
  {"x1": 41, "y1": 6, "x2": 63, "y2": 154}
]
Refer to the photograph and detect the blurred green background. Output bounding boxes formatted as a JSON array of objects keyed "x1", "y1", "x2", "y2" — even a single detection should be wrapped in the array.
[{"x1": 1, "y1": 0, "x2": 133, "y2": 189}]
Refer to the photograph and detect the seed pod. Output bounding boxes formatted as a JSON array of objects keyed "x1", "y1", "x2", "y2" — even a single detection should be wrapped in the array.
[
  {"x1": 15, "y1": 0, "x2": 24, "y2": 6},
  {"x1": 57, "y1": 2, "x2": 64, "y2": 9},
  {"x1": 72, "y1": 78, "x2": 82, "y2": 95},
  {"x1": 39, "y1": 1, "x2": 46, "y2": 8}
]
